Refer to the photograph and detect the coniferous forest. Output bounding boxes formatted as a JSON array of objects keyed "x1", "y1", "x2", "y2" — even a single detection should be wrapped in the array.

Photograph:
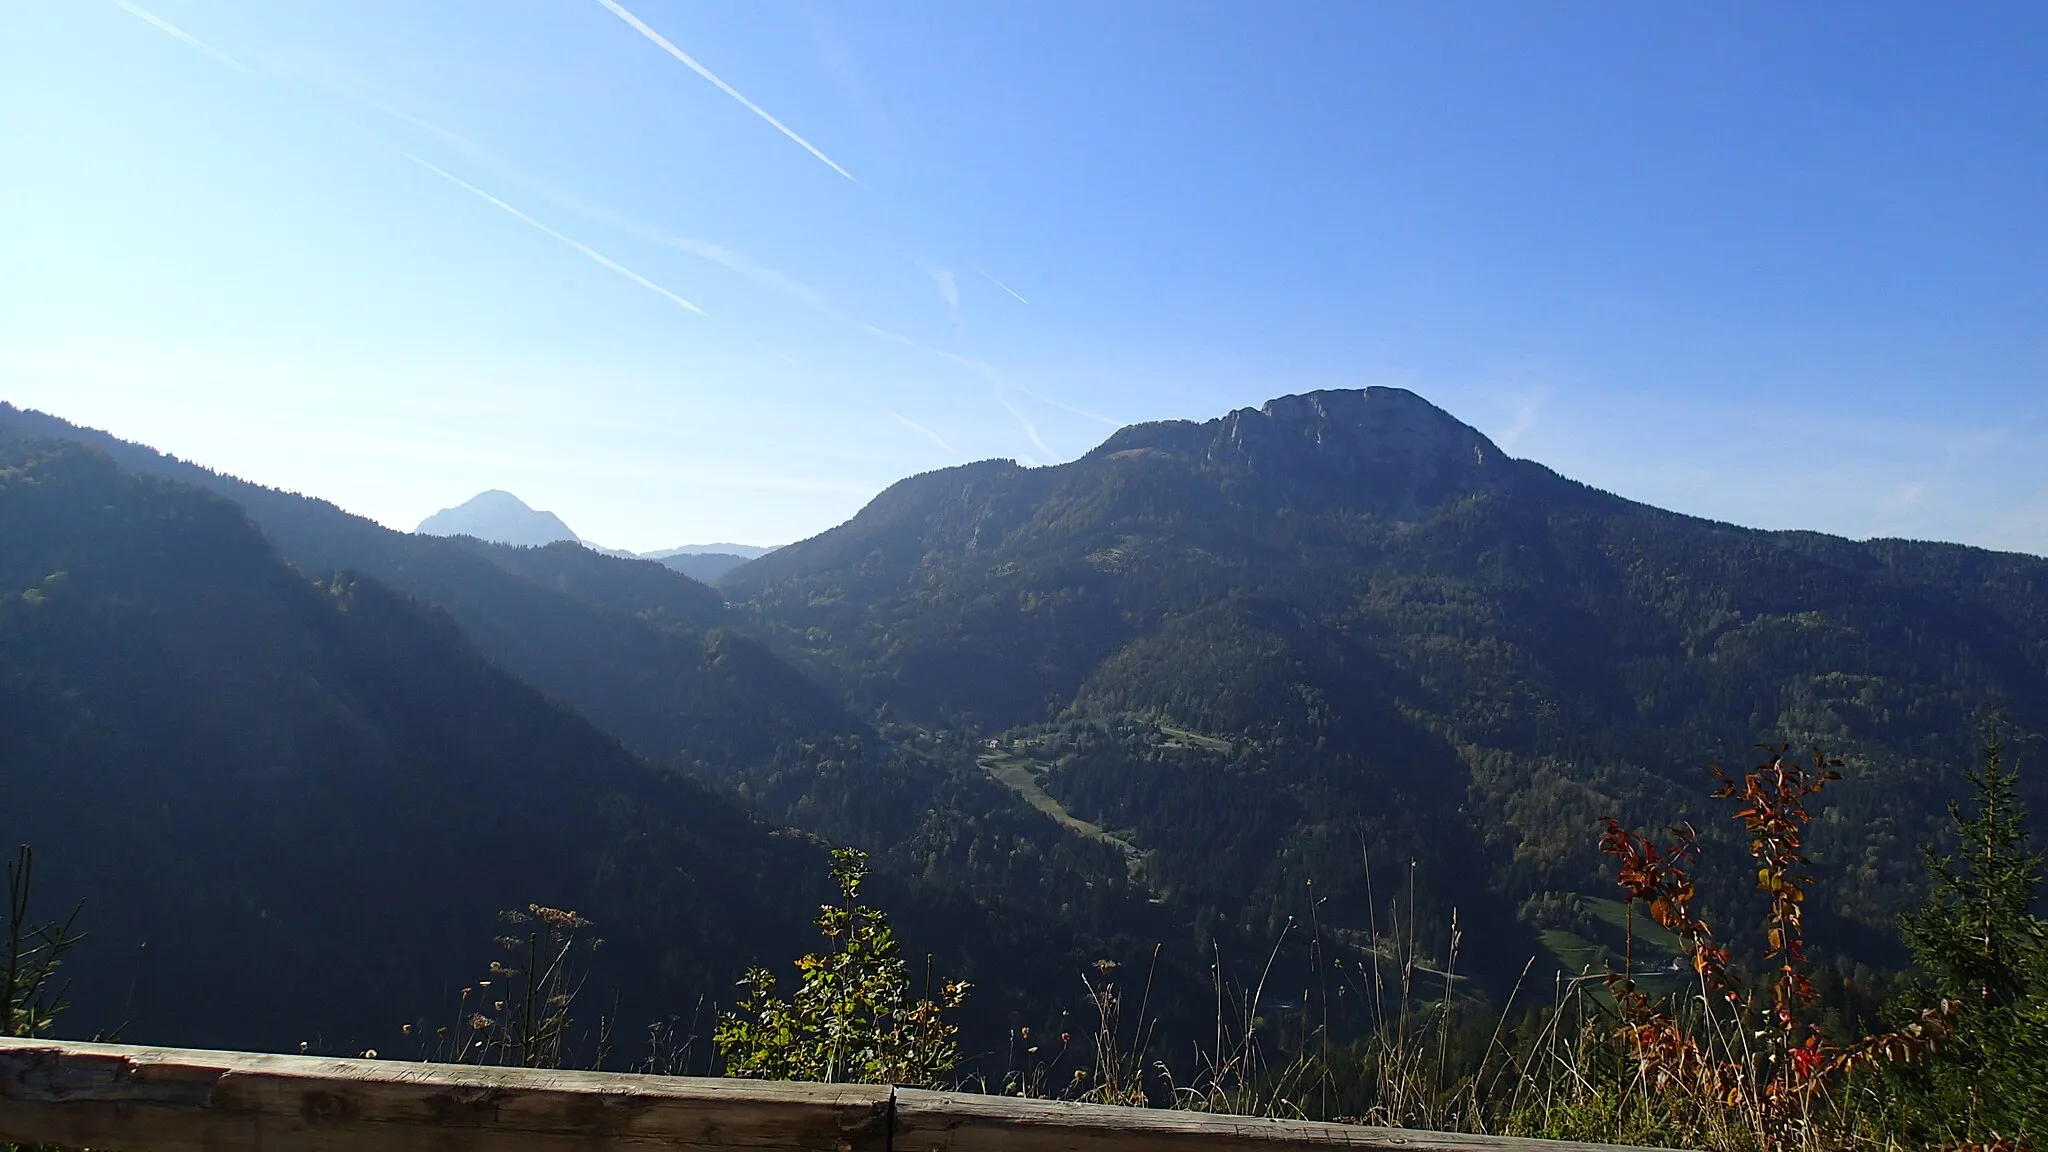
[{"x1": 4, "y1": 389, "x2": 2045, "y2": 1148}]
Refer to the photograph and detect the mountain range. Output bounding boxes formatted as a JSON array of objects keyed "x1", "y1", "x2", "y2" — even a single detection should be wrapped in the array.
[
  {"x1": 2, "y1": 388, "x2": 2043, "y2": 1060},
  {"x1": 646, "y1": 543, "x2": 779, "y2": 561}
]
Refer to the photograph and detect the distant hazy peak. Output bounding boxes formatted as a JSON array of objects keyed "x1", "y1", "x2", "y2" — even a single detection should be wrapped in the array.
[
  {"x1": 643, "y1": 543, "x2": 778, "y2": 560},
  {"x1": 416, "y1": 490, "x2": 580, "y2": 548}
]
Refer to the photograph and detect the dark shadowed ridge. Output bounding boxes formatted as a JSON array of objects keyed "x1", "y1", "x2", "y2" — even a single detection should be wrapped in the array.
[
  {"x1": 0, "y1": 436, "x2": 833, "y2": 1053},
  {"x1": 0, "y1": 402, "x2": 862, "y2": 772},
  {"x1": 0, "y1": 406, "x2": 1204, "y2": 1051},
  {"x1": 661, "y1": 551, "x2": 755, "y2": 584}
]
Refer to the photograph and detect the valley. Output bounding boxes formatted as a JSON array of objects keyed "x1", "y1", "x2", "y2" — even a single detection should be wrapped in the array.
[{"x1": 979, "y1": 745, "x2": 1140, "y2": 863}]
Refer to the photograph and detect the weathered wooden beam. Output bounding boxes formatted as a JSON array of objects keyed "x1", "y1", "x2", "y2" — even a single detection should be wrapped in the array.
[
  {"x1": 1, "y1": 1038, "x2": 1674, "y2": 1152},
  {"x1": 0, "y1": 1038, "x2": 892, "y2": 1152},
  {"x1": 893, "y1": 1088, "x2": 1675, "y2": 1152}
]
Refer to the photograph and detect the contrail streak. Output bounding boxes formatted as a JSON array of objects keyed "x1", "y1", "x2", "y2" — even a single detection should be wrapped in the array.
[
  {"x1": 998, "y1": 394, "x2": 1055, "y2": 459},
  {"x1": 978, "y1": 268, "x2": 1029, "y2": 305},
  {"x1": 595, "y1": 0, "x2": 856, "y2": 183},
  {"x1": 1012, "y1": 382, "x2": 1121, "y2": 427},
  {"x1": 571, "y1": 203, "x2": 1002, "y2": 374},
  {"x1": 889, "y1": 413, "x2": 955, "y2": 454},
  {"x1": 116, "y1": 1, "x2": 251, "y2": 73},
  {"x1": 361, "y1": 100, "x2": 483, "y2": 157},
  {"x1": 399, "y1": 153, "x2": 706, "y2": 316}
]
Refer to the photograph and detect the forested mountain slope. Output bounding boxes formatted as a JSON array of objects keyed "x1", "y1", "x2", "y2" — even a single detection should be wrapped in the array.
[
  {"x1": 0, "y1": 408, "x2": 1194, "y2": 1043},
  {"x1": 0, "y1": 403, "x2": 852, "y2": 776},
  {"x1": 0, "y1": 437, "x2": 835, "y2": 1053},
  {"x1": 662, "y1": 551, "x2": 757, "y2": 584},
  {"x1": 727, "y1": 387, "x2": 2048, "y2": 970}
]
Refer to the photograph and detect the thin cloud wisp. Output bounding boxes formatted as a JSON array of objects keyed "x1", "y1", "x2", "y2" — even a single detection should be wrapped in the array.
[
  {"x1": 116, "y1": 1, "x2": 252, "y2": 73},
  {"x1": 400, "y1": 153, "x2": 707, "y2": 317}
]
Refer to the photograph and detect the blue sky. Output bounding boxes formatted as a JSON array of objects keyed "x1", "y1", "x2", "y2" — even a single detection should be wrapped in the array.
[{"x1": 5, "y1": 2, "x2": 2045, "y2": 553}]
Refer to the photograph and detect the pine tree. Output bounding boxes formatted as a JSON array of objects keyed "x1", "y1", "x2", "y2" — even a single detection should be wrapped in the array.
[
  {"x1": 1904, "y1": 729, "x2": 2045, "y2": 1008},
  {"x1": 1895, "y1": 727, "x2": 2048, "y2": 1139}
]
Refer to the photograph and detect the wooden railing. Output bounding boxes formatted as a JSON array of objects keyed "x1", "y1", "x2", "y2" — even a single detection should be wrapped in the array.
[{"x1": 0, "y1": 1038, "x2": 1666, "y2": 1152}]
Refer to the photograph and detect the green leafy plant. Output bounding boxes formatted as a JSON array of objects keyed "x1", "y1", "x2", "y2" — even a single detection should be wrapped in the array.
[
  {"x1": 4, "y1": 845, "x2": 85, "y2": 1039},
  {"x1": 2, "y1": 851, "x2": 87, "y2": 1152},
  {"x1": 715, "y1": 848, "x2": 967, "y2": 1086}
]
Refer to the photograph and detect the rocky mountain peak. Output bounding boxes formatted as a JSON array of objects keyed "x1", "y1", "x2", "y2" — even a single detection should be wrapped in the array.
[
  {"x1": 1093, "y1": 387, "x2": 1517, "y2": 518},
  {"x1": 416, "y1": 490, "x2": 580, "y2": 547},
  {"x1": 1226, "y1": 387, "x2": 1504, "y2": 470}
]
